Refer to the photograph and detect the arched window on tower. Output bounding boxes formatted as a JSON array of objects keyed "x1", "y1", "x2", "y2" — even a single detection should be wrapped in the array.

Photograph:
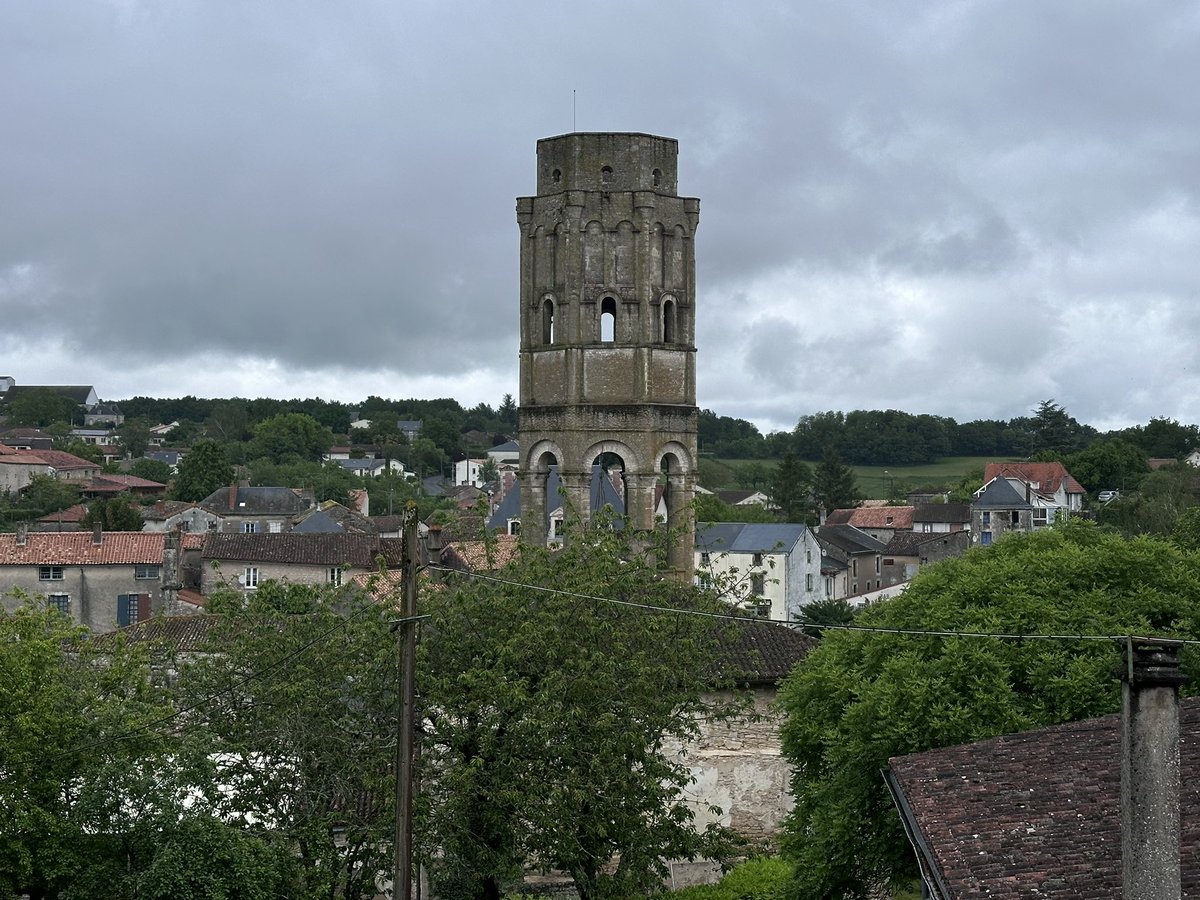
[
  {"x1": 652, "y1": 168, "x2": 662, "y2": 187},
  {"x1": 542, "y1": 297, "x2": 555, "y2": 344},
  {"x1": 600, "y1": 296, "x2": 616, "y2": 343},
  {"x1": 662, "y1": 297, "x2": 677, "y2": 344},
  {"x1": 601, "y1": 166, "x2": 613, "y2": 186}
]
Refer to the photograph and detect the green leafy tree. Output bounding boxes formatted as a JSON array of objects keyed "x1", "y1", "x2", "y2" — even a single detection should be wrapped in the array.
[
  {"x1": 418, "y1": 516, "x2": 740, "y2": 900},
  {"x1": 497, "y1": 392, "x2": 518, "y2": 431},
  {"x1": 128, "y1": 457, "x2": 173, "y2": 485},
  {"x1": 769, "y1": 452, "x2": 814, "y2": 523},
  {"x1": 204, "y1": 400, "x2": 251, "y2": 443},
  {"x1": 693, "y1": 493, "x2": 778, "y2": 525},
  {"x1": 1029, "y1": 399, "x2": 1093, "y2": 455},
  {"x1": 58, "y1": 439, "x2": 103, "y2": 464},
  {"x1": 249, "y1": 412, "x2": 334, "y2": 463},
  {"x1": 82, "y1": 496, "x2": 145, "y2": 531},
  {"x1": 171, "y1": 440, "x2": 232, "y2": 502},
  {"x1": 477, "y1": 456, "x2": 500, "y2": 485},
  {"x1": 1172, "y1": 506, "x2": 1200, "y2": 551},
  {"x1": 1064, "y1": 438, "x2": 1148, "y2": 493},
  {"x1": 17, "y1": 474, "x2": 82, "y2": 517},
  {"x1": 115, "y1": 419, "x2": 153, "y2": 459},
  {"x1": 811, "y1": 447, "x2": 860, "y2": 513},
  {"x1": 4, "y1": 389, "x2": 80, "y2": 427},
  {"x1": 1095, "y1": 464, "x2": 1199, "y2": 537},
  {"x1": 177, "y1": 581, "x2": 396, "y2": 900},
  {"x1": 798, "y1": 596, "x2": 857, "y2": 639},
  {"x1": 778, "y1": 522, "x2": 1200, "y2": 898}
]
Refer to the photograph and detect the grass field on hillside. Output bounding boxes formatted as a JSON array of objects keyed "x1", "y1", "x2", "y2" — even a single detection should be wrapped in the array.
[{"x1": 708, "y1": 456, "x2": 1009, "y2": 500}]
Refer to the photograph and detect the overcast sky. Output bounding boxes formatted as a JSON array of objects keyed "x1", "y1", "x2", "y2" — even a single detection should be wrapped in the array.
[{"x1": 2, "y1": 1, "x2": 1198, "y2": 435}]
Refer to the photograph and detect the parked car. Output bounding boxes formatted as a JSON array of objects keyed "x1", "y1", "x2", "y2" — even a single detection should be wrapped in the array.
[{"x1": 1098, "y1": 490, "x2": 1120, "y2": 503}]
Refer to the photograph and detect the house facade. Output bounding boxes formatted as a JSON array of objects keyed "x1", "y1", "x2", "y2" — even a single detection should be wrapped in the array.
[
  {"x1": 197, "y1": 484, "x2": 316, "y2": 534},
  {"x1": 0, "y1": 527, "x2": 174, "y2": 632},
  {"x1": 881, "y1": 531, "x2": 971, "y2": 586},
  {"x1": 982, "y1": 461, "x2": 1086, "y2": 516},
  {"x1": 815, "y1": 524, "x2": 887, "y2": 599},
  {"x1": 971, "y1": 477, "x2": 1035, "y2": 545},
  {"x1": 199, "y1": 532, "x2": 404, "y2": 596},
  {"x1": 694, "y1": 522, "x2": 823, "y2": 623}
]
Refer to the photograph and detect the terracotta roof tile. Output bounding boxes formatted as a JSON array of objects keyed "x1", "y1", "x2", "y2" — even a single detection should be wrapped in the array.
[
  {"x1": 887, "y1": 699, "x2": 1200, "y2": 897},
  {"x1": 440, "y1": 536, "x2": 521, "y2": 572},
  {"x1": 846, "y1": 506, "x2": 914, "y2": 529},
  {"x1": 37, "y1": 504, "x2": 89, "y2": 523},
  {"x1": 983, "y1": 461, "x2": 1086, "y2": 495},
  {"x1": 713, "y1": 620, "x2": 815, "y2": 684},
  {"x1": 0, "y1": 531, "x2": 165, "y2": 565}
]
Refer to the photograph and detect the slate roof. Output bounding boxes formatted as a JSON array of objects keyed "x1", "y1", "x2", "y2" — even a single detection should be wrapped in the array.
[
  {"x1": 695, "y1": 522, "x2": 810, "y2": 555},
  {"x1": 292, "y1": 501, "x2": 377, "y2": 534},
  {"x1": 885, "y1": 699, "x2": 1200, "y2": 898},
  {"x1": 983, "y1": 461, "x2": 1086, "y2": 496},
  {"x1": 823, "y1": 508, "x2": 854, "y2": 525},
  {"x1": 912, "y1": 502, "x2": 970, "y2": 524},
  {"x1": 4, "y1": 384, "x2": 95, "y2": 404},
  {"x1": 712, "y1": 619, "x2": 815, "y2": 685},
  {"x1": 0, "y1": 531, "x2": 165, "y2": 565},
  {"x1": 883, "y1": 531, "x2": 963, "y2": 556},
  {"x1": 816, "y1": 523, "x2": 887, "y2": 554},
  {"x1": 972, "y1": 477, "x2": 1034, "y2": 508},
  {"x1": 200, "y1": 485, "x2": 313, "y2": 514},
  {"x1": 485, "y1": 465, "x2": 626, "y2": 531},
  {"x1": 200, "y1": 533, "x2": 404, "y2": 567}
]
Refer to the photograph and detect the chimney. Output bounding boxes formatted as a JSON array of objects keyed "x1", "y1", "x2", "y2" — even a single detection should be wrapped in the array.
[
  {"x1": 1121, "y1": 638, "x2": 1188, "y2": 900},
  {"x1": 16, "y1": 523, "x2": 27, "y2": 545},
  {"x1": 228, "y1": 481, "x2": 238, "y2": 511},
  {"x1": 162, "y1": 529, "x2": 183, "y2": 616},
  {"x1": 425, "y1": 523, "x2": 444, "y2": 555},
  {"x1": 92, "y1": 522, "x2": 103, "y2": 545}
]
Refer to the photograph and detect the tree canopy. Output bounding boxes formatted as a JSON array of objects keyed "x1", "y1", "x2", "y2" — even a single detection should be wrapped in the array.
[
  {"x1": 418, "y1": 517, "x2": 741, "y2": 900},
  {"x1": 777, "y1": 522, "x2": 1200, "y2": 898},
  {"x1": 170, "y1": 439, "x2": 232, "y2": 502}
]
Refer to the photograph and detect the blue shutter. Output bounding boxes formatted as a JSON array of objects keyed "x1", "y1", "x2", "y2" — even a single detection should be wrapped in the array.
[{"x1": 118, "y1": 594, "x2": 133, "y2": 626}]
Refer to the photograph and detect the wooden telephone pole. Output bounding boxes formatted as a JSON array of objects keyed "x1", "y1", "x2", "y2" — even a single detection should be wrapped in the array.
[{"x1": 393, "y1": 504, "x2": 420, "y2": 900}]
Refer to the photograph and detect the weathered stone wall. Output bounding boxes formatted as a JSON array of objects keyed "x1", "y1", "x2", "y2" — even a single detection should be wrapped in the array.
[{"x1": 516, "y1": 133, "x2": 701, "y2": 569}]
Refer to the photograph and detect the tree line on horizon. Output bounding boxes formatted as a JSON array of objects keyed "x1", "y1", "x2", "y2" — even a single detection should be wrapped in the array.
[{"x1": 701, "y1": 400, "x2": 1200, "y2": 466}]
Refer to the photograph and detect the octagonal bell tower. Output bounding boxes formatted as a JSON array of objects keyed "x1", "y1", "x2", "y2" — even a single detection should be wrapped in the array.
[{"x1": 516, "y1": 132, "x2": 700, "y2": 572}]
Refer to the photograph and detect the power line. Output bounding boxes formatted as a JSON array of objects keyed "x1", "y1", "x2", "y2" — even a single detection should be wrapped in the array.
[{"x1": 425, "y1": 563, "x2": 1200, "y2": 647}]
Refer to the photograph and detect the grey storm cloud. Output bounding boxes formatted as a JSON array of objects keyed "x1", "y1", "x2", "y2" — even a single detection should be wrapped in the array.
[{"x1": 2, "y1": 0, "x2": 1199, "y2": 433}]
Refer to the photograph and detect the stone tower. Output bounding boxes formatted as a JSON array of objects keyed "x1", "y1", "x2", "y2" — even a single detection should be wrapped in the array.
[{"x1": 516, "y1": 132, "x2": 700, "y2": 572}]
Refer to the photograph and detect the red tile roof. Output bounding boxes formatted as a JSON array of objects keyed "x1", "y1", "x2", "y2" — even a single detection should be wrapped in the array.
[
  {"x1": 983, "y1": 461, "x2": 1085, "y2": 495},
  {"x1": 37, "y1": 504, "x2": 89, "y2": 523},
  {"x1": 89, "y1": 474, "x2": 167, "y2": 490},
  {"x1": 180, "y1": 533, "x2": 206, "y2": 550},
  {"x1": 887, "y1": 699, "x2": 1200, "y2": 897},
  {"x1": 847, "y1": 506, "x2": 914, "y2": 529},
  {"x1": 0, "y1": 531, "x2": 166, "y2": 565}
]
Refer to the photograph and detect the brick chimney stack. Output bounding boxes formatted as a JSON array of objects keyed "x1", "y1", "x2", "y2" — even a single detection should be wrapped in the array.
[{"x1": 1121, "y1": 638, "x2": 1189, "y2": 900}]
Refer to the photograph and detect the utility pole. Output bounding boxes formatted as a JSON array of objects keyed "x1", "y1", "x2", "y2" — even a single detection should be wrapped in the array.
[{"x1": 393, "y1": 503, "x2": 420, "y2": 900}]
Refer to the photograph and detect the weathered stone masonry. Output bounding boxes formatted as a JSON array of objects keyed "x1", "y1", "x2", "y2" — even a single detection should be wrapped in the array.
[{"x1": 516, "y1": 133, "x2": 700, "y2": 571}]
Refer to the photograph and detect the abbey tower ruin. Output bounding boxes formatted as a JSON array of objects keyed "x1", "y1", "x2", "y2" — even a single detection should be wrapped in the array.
[{"x1": 516, "y1": 132, "x2": 700, "y2": 572}]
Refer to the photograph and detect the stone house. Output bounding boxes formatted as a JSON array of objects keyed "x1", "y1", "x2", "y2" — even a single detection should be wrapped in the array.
[
  {"x1": 824, "y1": 505, "x2": 914, "y2": 543},
  {"x1": 197, "y1": 483, "x2": 316, "y2": 534},
  {"x1": 970, "y1": 477, "x2": 1034, "y2": 546},
  {"x1": 815, "y1": 524, "x2": 887, "y2": 598},
  {"x1": 982, "y1": 461, "x2": 1086, "y2": 518},
  {"x1": 0, "y1": 447, "x2": 51, "y2": 495},
  {"x1": 911, "y1": 502, "x2": 971, "y2": 533},
  {"x1": 668, "y1": 621, "x2": 815, "y2": 887},
  {"x1": 880, "y1": 531, "x2": 971, "y2": 587},
  {"x1": 141, "y1": 500, "x2": 222, "y2": 534},
  {"x1": 199, "y1": 532, "x2": 404, "y2": 596},
  {"x1": 694, "y1": 522, "x2": 822, "y2": 623},
  {"x1": 0, "y1": 526, "x2": 178, "y2": 632}
]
